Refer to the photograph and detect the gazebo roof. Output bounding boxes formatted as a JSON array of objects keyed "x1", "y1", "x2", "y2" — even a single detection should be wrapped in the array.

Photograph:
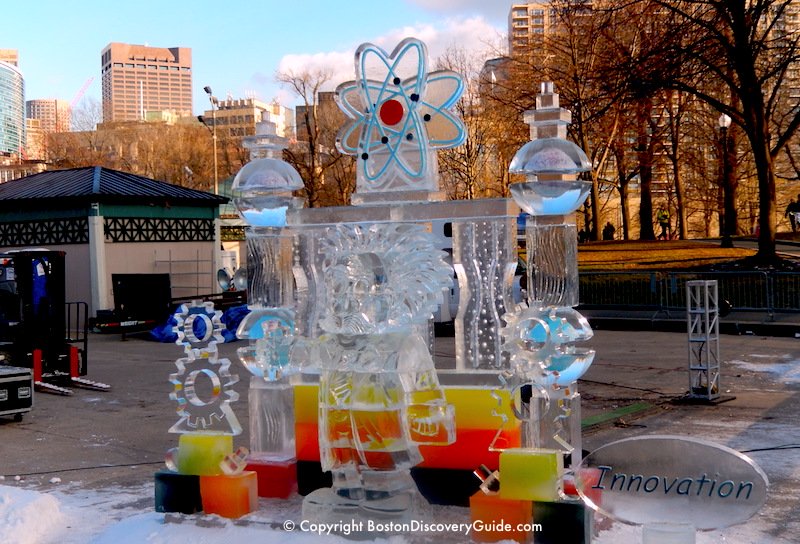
[{"x1": 0, "y1": 166, "x2": 228, "y2": 209}]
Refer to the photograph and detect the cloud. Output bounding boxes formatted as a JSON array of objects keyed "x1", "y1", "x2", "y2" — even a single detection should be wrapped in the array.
[
  {"x1": 403, "y1": 0, "x2": 509, "y2": 23},
  {"x1": 274, "y1": 16, "x2": 505, "y2": 96}
]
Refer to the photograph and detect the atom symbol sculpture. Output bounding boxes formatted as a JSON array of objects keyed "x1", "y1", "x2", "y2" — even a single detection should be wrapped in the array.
[{"x1": 335, "y1": 37, "x2": 466, "y2": 192}]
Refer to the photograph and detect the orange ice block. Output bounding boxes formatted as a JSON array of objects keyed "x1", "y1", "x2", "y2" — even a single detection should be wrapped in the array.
[
  {"x1": 200, "y1": 471, "x2": 258, "y2": 518},
  {"x1": 470, "y1": 491, "x2": 532, "y2": 543}
]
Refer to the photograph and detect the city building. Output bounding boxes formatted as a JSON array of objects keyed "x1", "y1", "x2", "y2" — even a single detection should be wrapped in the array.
[
  {"x1": 200, "y1": 97, "x2": 292, "y2": 140},
  {"x1": 101, "y1": 43, "x2": 192, "y2": 122},
  {"x1": 26, "y1": 99, "x2": 71, "y2": 133},
  {"x1": 508, "y1": 2, "x2": 595, "y2": 56},
  {"x1": 24, "y1": 118, "x2": 43, "y2": 160},
  {"x1": 0, "y1": 51, "x2": 25, "y2": 156}
]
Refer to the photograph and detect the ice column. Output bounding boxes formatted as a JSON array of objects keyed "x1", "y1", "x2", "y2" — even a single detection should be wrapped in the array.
[
  {"x1": 233, "y1": 157, "x2": 305, "y2": 497},
  {"x1": 504, "y1": 82, "x2": 594, "y2": 469}
]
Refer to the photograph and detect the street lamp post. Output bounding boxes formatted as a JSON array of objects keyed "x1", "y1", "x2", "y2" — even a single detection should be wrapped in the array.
[
  {"x1": 718, "y1": 114, "x2": 736, "y2": 248},
  {"x1": 204, "y1": 86, "x2": 219, "y2": 195}
]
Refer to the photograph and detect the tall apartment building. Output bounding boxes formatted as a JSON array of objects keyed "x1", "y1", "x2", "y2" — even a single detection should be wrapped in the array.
[
  {"x1": 101, "y1": 43, "x2": 192, "y2": 123},
  {"x1": 26, "y1": 99, "x2": 71, "y2": 133},
  {"x1": 508, "y1": 2, "x2": 551, "y2": 54},
  {"x1": 508, "y1": 2, "x2": 595, "y2": 55},
  {"x1": 0, "y1": 49, "x2": 25, "y2": 156}
]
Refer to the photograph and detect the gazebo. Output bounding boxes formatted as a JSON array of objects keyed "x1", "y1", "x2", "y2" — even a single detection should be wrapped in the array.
[{"x1": 0, "y1": 166, "x2": 228, "y2": 317}]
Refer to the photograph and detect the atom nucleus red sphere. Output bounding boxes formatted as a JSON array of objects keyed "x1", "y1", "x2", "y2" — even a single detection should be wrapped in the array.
[{"x1": 379, "y1": 99, "x2": 404, "y2": 126}]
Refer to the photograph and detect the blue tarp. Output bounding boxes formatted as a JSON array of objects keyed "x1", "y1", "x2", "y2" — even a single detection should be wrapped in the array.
[{"x1": 148, "y1": 304, "x2": 250, "y2": 343}]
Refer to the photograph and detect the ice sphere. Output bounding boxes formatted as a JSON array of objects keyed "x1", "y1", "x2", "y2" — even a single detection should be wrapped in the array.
[
  {"x1": 510, "y1": 180, "x2": 592, "y2": 216},
  {"x1": 231, "y1": 158, "x2": 304, "y2": 227},
  {"x1": 509, "y1": 138, "x2": 591, "y2": 176}
]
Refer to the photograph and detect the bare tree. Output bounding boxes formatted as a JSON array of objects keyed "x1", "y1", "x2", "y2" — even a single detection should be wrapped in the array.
[
  {"x1": 624, "y1": 0, "x2": 800, "y2": 261},
  {"x1": 277, "y1": 67, "x2": 345, "y2": 208},
  {"x1": 436, "y1": 47, "x2": 497, "y2": 200}
]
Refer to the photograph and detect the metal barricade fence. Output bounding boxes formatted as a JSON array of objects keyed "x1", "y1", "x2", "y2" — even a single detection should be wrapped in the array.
[
  {"x1": 578, "y1": 272, "x2": 661, "y2": 309},
  {"x1": 771, "y1": 272, "x2": 800, "y2": 312},
  {"x1": 579, "y1": 270, "x2": 797, "y2": 319}
]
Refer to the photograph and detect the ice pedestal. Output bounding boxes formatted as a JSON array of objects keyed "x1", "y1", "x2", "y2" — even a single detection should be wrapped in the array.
[
  {"x1": 247, "y1": 376, "x2": 297, "y2": 498},
  {"x1": 249, "y1": 377, "x2": 295, "y2": 456}
]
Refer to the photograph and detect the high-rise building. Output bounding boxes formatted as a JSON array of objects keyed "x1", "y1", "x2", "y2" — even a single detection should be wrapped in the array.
[
  {"x1": 101, "y1": 42, "x2": 192, "y2": 123},
  {"x1": 0, "y1": 50, "x2": 25, "y2": 156},
  {"x1": 26, "y1": 99, "x2": 71, "y2": 133},
  {"x1": 0, "y1": 49, "x2": 19, "y2": 67},
  {"x1": 508, "y1": 2, "x2": 553, "y2": 55}
]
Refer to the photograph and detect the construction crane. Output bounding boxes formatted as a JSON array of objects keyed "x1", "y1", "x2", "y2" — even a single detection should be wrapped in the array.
[{"x1": 70, "y1": 77, "x2": 94, "y2": 108}]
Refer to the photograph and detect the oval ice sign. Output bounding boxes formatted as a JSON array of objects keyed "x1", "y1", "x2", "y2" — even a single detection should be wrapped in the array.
[{"x1": 575, "y1": 435, "x2": 768, "y2": 530}]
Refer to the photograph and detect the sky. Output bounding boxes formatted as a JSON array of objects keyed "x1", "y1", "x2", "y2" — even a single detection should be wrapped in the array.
[{"x1": 5, "y1": 0, "x2": 510, "y2": 117}]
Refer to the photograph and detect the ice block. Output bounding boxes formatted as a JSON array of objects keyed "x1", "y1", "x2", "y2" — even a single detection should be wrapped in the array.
[
  {"x1": 200, "y1": 471, "x2": 258, "y2": 518},
  {"x1": 499, "y1": 448, "x2": 562, "y2": 501},
  {"x1": 173, "y1": 433, "x2": 233, "y2": 475},
  {"x1": 470, "y1": 490, "x2": 532, "y2": 543}
]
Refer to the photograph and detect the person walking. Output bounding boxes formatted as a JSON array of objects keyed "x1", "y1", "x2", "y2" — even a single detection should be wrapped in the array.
[
  {"x1": 602, "y1": 221, "x2": 616, "y2": 240},
  {"x1": 656, "y1": 208, "x2": 670, "y2": 240},
  {"x1": 785, "y1": 194, "x2": 800, "y2": 233}
]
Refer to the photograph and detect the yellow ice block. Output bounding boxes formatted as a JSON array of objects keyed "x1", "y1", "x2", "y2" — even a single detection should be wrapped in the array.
[
  {"x1": 499, "y1": 448, "x2": 563, "y2": 502},
  {"x1": 294, "y1": 384, "x2": 319, "y2": 424},
  {"x1": 176, "y1": 433, "x2": 233, "y2": 476}
]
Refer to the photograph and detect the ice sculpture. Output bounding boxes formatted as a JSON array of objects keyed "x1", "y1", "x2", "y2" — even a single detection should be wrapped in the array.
[
  {"x1": 336, "y1": 37, "x2": 466, "y2": 203},
  {"x1": 169, "y1": 301, "x2": 241, "y2": 435},
  {"x1": 301, "y1": 223, "x2": 455, "y2": 520},
  {"x1": 501, "y1": 82, "x2": 594, "y2": 468},
  {"x1": 158, "y1": 301, "x2": 257, "y2": 518},
  {"x1": 232, "y1": 155, "x2": 305, "y2": 498}
]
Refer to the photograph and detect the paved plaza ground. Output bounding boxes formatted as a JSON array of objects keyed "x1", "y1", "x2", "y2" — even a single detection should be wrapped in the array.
[{"x1": 1, "y1": 321, "x2": 799, "y2": 542}]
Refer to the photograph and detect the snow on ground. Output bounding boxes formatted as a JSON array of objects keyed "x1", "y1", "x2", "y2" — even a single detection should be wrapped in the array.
[
  {"x1": 730, "y1": 354, "x2": 800, "y2": 384},
  {"x1": 0, "y1": 479, "x2": 793, "y2": 544}
]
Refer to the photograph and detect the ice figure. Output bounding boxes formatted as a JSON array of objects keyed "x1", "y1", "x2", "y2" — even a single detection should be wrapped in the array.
[
  {"x1": 501, "y1": 82, "x2": 594, "y2": 468},
  {"x1": 302, "y1": 223, "x2": 455, "y2": 519},
  {"x1": 335, "y1": 37, "x2": 466, "y2": 203}
]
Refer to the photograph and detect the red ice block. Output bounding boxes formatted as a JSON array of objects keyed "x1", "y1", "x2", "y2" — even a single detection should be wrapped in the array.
[
  {"x1": 245, "y1": 456, "x2": 297, "y2": 498},
  {"x1": 418, "y1": 427, "x2": 521, "y2": 470},
  {"x1": 199, "y1": 471, "x2": 258, "y2": 518},
  {"x1": 469, "y1": 490, "x2": 532, "y2": 543}
]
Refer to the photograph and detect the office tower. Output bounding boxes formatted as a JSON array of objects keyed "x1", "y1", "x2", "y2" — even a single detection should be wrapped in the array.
[
  {"x1": 0, "y1": 50, "x2": 25, "y2": 156},
  {"x1": 101, "y1": 42, "x2": 192, "y2": 122},
  {"x1": 26, "y1": 99, "x2": 71, "y2": 133}
]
